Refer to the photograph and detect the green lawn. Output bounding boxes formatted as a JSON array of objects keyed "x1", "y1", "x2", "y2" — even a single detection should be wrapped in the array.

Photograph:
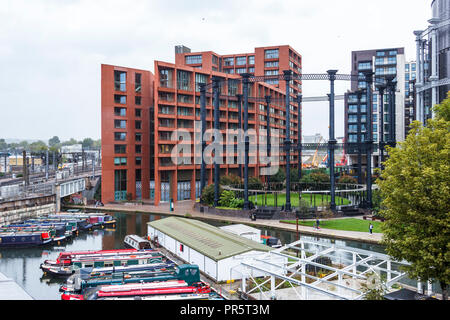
[
  {"x1": 280, "y1": 218, "x2": 383, "y2": 233},
  {"x1": 249, "y1": 193, "x2": 351, "y2": 207}
]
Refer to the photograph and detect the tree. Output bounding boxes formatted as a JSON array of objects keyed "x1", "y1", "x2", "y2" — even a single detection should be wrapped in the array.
[
  {"x1": 61, "y1": 138, "x2": 79, "y2": 146},
  {"x1": 0, "y1": 139, "x2": 7, "y2": 150},
  {"x1": 29, "y1": 141, "x2": 48, "y2": 153},
  {"x1": 271, "y1": 168, "x2": 286, "y2": 183},
  {"x1": 82, "y1": 138, "x2": 94, "y2": 149},
  {"x1": 48, "y1": 136, "x2": 60, "y2": 147},
  {"x1": 377, "y1": 93, "x2": 450, "y2": 300}
]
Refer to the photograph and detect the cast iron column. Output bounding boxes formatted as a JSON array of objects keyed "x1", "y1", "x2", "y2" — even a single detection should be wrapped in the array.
[
  {"x1": 327, "y1": 70, "x2": 338, "y2": 211},
  {"x1": 364, "y1": 71, "x2": 374, "y2": 208},
  {"x1": 242, "y1": 74, "x2": 250, "y2": 210},
  {"x1": 356, "y1": 90, "x2": 363, "y2": 184},
  {"x1": 212, "y1": 77, "x2": 221, "y2": 207},
  {"x1": 45, "y1": 149, "x2": 49, "y2": 180},
  {"x1": 296, "y1": 94, "x2": 302, "y2": 181},
  {"x1": 377, "y1": 85, "x2": 385, "y2": 169},
  {"x1": 283, "y1": 70, "x2": 292, "y2": 212},
  {"x1": 236, "y1": 94, "x2": 243, "y2": 179},
  {"x1": 199, "y1": 83, "x2": 207, "y2": 199},
  {"x1": 265, "y1": 95, "x2": 271, "y2": 186}
]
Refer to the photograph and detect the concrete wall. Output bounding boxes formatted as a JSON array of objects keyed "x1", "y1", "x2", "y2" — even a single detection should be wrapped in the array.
[{"x1": 0, "y1": 203, "x2": 55, "y2": 225}]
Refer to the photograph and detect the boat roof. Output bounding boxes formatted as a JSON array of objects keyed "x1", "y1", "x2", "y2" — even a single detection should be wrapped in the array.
[
  {"x1": 219, "y1": 224, "x2": 261, "y2": 235},
  {"x1": 125, "y1": 235, "x2": 150, "y2": 242},
  {"x1": 148, "y1": 217, "x2": 272, "y2": 261}
]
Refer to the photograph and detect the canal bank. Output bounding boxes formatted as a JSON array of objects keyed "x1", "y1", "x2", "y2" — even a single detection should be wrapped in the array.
[{"x1": 64, "y1": 201, "x2": 383, "y2": 245}]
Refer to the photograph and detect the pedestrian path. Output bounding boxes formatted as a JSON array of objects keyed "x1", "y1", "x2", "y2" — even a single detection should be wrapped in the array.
[{"x1": 70, "y1": 200, "x2": 382, "y2": 244}]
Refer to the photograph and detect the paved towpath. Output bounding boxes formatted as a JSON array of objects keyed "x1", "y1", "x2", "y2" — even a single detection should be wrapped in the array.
[{"x1": 66, "y1": 200, "x2": 383, "y2": 244}]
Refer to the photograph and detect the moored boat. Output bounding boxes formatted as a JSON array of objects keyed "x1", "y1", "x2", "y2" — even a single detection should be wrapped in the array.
[
  {"x1": 124, "y1": 235, "x2": 151, "y2": 250},
  {"x1": 0, "y1": 231, "x2": 53, "y2": 248},
  {"x1": 40, "y1": 250, "x2": 164, "y2": 277}
]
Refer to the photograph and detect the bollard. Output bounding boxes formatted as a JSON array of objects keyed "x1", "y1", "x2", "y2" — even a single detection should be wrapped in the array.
[{"x1": 170, "y1": 198, "x2": 174, "y2": 212}]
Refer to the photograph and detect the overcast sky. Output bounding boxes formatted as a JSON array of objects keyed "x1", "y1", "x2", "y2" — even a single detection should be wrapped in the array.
[{"x1": 0, "y1": 0, "x2": 431, "y2": 142}]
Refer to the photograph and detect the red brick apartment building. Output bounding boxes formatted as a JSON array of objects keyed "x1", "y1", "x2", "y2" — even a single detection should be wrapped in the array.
[{"x1": 101, "y1": 45, "x2": 302, "y2": 205}]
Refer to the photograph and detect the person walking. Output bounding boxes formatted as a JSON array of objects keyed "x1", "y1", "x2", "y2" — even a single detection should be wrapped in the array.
[
  {"x1": 369, "y1": 223, "x2": 373, "y2": 234},
  {"x1": 316, "y1": 218, "x2": 320, "y2": 230}
]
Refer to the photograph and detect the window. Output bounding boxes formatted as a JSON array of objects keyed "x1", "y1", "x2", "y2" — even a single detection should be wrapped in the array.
[
  {"x1": 114, "y1": 95, "x2": 126, "y2": 104},
  {"x1": 376, "y1": 51, "x2": 386, "y2": 57},
  {"x1": 135, "y1": 145, "x2": 142, "y2": 154},
  {"x1": 135, "y1": 157, "x2": 142, "y2": 166},
  {"x1": 212, "y1": 55, "x2": 218, "y2": 65},
  {"x1": 224, "y1": 68, "x2": 234, "y2": 74},
  {"x1": 265, "y1": 49, "x2": 279, "y2": 59},
  {"x1": 248, "y1": 67, "x2": 255, "y2": 73},
  {"x1": 195, "y1": 73, "x2": 208, "y2": 92},
  {"x1": 348, "y1": 105, "x2": 358, "y2": 113},
  {"x1": 177, "y1": 70, "x2": 191, "y2": 91},
  {"x1": 358, "y1": 62, "x2": 372, "y2": 70},
  {"x1": 411, "y1": 63, "x2": 416, "y2": 71},
  {"x1": 114, "y1": 71, "x2": 126, "y2": 91},
  {"x1": 159, "y1": 105, "x2": 174, "y2": 114},
  {"x1": 236, "y1": 68, "x2": 246, "y2": 74},
  {"x1": 114, "y1": 120, "x2": 126, "y2": 129},
  {"x1": 114, "y1": 132, "x2": 126, "y2": 141},
  {"x1": 115, "y1": 145, "x2": 126, "y2": 154},
  {"x1": 236, "y1": 56, "x2": 246, "y2": 65},
  {"x1": 114, "y1": 169, "x2": 127, "y2": 198},
  {"x1": 248, "y1": 56, "x2": 255, "y2": 65},
  {"x1": 405, "y1": 64, "x2": 410, "y2": 72},
  {"x1": 135, "y1": 169, "x2": 141, "y2": 182},
  {"x1": 135, "y1": 109, "x2": 142, "y2": 117},
  {"x1": 114, "y1": 107, "x2": 126, "y2": 116},
  {"x1": 185, "y1": 55, "x2": 202, "y2": 64},
  {"x1": 135, "y1": 73, "x2": 142, "y2": 93},
  {"x1": 265, "y1": 70, "x2": 278, "y2": 76},
  {"x1": 135, "y1": 120, "x2": 142, "y2": 130},
  {"x1": 135, "y1": 96, "x2": 142, "y2": 105},
  {"x1": 265, "y1": 61, "x2": 279, "y2": 68},
  {"x1": 159, "y1": 144, "x2": 171, "y2": 153},
  {"x1": 114, "y1": 157, "x2": 127, "y2": 165},
  {"x1": 388, "y1": 50, "x2": 397, "y2": 56},
  {"x1": 224, "y1": 57, "x2": 234, "y2": 66},
  {"x1": 228, "y1": 79, "x2": 238, "y2": 96},
  {"x1": 159, "y1": 69, "x2": 173, "y2": 88},
  {"x1": 135, "y1": 133, "x2": 142, "y2": 142}
]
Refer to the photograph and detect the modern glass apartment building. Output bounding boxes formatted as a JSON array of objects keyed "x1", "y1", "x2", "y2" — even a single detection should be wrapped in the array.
[{"x1": 344, "y1": 48, "x2": 406, "y2": 177}]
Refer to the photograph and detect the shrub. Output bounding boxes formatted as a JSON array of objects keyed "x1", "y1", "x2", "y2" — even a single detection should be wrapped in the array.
[
  {"x1": 310, "y1": 172, "x2": 330, "y2": 183},
  {"x1": 338, "y1": 174, "x2": 357, "y2": 184},
  {"x1": 200, "y1": 184, "x2": 223, "y2": 206},
  {"x1": 219, "y1": 190, "x2": 235, "y2": 207},
  {"x1": 220, "y1": 174, "x2": 242, "y2": 186},
  {"x1": 248, "y1": 176, "x2": 263, "y2": 190},
  {"x1": 229, "y1": 198, "x2": 244, "y2": 209}
]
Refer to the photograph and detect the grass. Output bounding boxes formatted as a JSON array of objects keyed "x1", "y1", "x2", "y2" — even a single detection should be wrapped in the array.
[
  {"x1": 280, "y1": 218, "x2": 383, "y2": 233},
  {"x1": 249, "y1": 193, "x2": 351, "y2": 207}
]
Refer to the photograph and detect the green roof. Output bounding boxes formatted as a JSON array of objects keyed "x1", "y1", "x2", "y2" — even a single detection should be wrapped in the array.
[{"x1": 148, "y1": 217, "x2": 272, "y2": 261}]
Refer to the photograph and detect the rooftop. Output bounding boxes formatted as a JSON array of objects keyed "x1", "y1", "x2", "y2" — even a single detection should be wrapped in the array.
[{"x1": 148, "y1": 217, "x2": 272, "y2": 261}]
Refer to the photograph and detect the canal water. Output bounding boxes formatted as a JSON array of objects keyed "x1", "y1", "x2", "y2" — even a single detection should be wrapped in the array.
[{"x1": 0, "y1": 211, "x2": 440, "y2": 300}]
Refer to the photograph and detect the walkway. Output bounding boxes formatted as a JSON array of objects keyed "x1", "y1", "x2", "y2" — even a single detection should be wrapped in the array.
[{"x1": 67, "y1": 200, "x2": 382, "y2": 244}]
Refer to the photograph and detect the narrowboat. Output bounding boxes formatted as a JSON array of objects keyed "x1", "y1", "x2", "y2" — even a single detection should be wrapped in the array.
[
  {"x1": 41, "y1": 251, "x2": 164, "y2": 277},
  {"x1": 1, "y1": 224, "x2": 68, "y2": 244},
  {"x1": 0, "y1": 231, "x2": 53, "y2": 248},
  {"x1": 64, "y1": 280, "x2": 214, "y2": 300},
  {"x1": 62, "y1": 264, "x2": 200, "y2": 293},
  {"x1": 124, "y1": 235, "x2": 151, "y2": 250},
  {"x1": 42, "y1": 249, "x2": 140, "y2": 269},
  {"x1": 260, "y1": 235, "x2": 282, "y2": 248},
  {"x1": 51, "y1": 212, "x2": 116, "y2": 229},
  {"x1": 60, "y1": 261, "x2": 177, "y2": 292}
]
